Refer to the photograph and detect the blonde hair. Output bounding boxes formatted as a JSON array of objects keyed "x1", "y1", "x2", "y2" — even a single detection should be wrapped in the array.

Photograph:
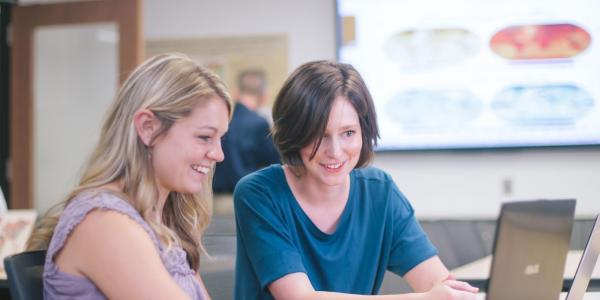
[{"x1": 27, "y1": 53, "x2": 233, "y2": 271}]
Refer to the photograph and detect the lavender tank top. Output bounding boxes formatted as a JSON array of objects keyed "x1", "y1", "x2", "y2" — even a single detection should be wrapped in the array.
[{"x1": 43, "y1": 191, "x2": 204, "y2": 299}]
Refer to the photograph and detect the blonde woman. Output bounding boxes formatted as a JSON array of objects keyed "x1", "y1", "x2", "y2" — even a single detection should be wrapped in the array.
[{"x1": 28, "y1": 53, "x2": 232, "y2": 299}]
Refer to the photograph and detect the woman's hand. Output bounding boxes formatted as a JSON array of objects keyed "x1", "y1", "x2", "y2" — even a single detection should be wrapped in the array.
[{"x1": 422, "y1": 279, "x2": 479, "y2": 300}]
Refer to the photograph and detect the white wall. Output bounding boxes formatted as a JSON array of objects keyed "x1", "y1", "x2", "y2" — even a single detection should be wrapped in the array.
[
  {"x1": 147, "y1": 0, "x2": 600, "y2": 218},
  {"x1": 374, "y1": 149, "x2": 600, "y2": 218},
  {"x1": 144, "y1": 0, "x2": 337, "y2": 70}
]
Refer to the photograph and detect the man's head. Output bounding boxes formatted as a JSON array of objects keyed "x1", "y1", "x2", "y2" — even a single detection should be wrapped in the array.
[{"x1": 237, "y1": 69, "x2": 268, "y2": 110}]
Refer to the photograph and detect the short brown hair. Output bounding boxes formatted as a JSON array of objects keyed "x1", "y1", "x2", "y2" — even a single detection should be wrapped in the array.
[{"x1": 272, "y1": 60, "x2": 379, "y2": 171}]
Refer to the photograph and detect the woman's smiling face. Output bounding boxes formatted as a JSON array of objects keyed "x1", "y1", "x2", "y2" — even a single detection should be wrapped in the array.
[
  {"x1": 151, "y1": 96, "x2": 229, "y2": 196},
  {"x1": 299, "y1": 96, "x2": 362, "y2": 188}
]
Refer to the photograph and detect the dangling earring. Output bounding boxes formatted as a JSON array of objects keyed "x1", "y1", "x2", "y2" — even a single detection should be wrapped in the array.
[{"x1": 147, "y1": 146, "x2": 153, "y2": 160}]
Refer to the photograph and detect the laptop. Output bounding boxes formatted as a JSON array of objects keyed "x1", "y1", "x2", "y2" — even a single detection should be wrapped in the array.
[
  {"x1": 565, "y1": 215, "x2": 600, "y2": 300},
  {"x1": 486, "y1": 199, "x2": 576, "y2": 300}
]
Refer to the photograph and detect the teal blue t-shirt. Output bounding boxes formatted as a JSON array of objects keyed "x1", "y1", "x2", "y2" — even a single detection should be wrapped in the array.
[{"x1": 233, "y1": 165, "x2": 437, "y2": 299}]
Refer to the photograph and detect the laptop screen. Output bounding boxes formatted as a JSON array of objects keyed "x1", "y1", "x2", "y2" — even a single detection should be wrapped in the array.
[
  {"x1": 487, "y1": 199, "x2": 576, "y2": 300},
  {"x1": 566, "y1": 215, "x2": 600, "y2": 300}
]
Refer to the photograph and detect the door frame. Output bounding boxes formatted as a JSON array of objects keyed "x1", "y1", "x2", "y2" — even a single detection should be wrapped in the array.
[
  {"x1": 1, "y1": 3, "x2": 12, "y2": 203},
  {"x1": 10, "y1": 0, "x2": 142, "y2": 208}
]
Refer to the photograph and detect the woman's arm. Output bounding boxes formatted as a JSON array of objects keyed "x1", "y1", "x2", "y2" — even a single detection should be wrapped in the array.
[
  {"x1": 403, "y1": 256, "x2": 451, "y2": 292},
  {"x1": 195, "y1": 273, "x2": 212, "y2": 300},
  {"x1": 268, "y1": 271, "x2": 478, "y2": 300},
  {"x1": 54, "y1": 209, "x2": 190, "y2": 300}
]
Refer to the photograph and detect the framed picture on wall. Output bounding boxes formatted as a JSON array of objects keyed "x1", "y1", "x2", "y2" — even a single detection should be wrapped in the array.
[{"x1": 146, "y1": 34, "x2": 289, "y2": 109}]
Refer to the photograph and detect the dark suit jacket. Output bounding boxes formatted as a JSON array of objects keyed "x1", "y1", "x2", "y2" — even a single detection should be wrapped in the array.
[{"x1": 213, "y1": 103, "x2": 280, "y2": 193}]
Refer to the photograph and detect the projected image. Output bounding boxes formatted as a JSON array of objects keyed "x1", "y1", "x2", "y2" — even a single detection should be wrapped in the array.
[
  {"x1": 384, "y1": 28, "x2": 480, "y2": 68},
  {"x1": 386, "y1": 89, "x2": 482, "y2": 129},
  {"x1": 490, "y1": 23, "x2": 591, "y2": 60},
  {"x1": 491, "y1": 84, "x2": 594, "y2": 125},
  {"x1": 338, "y1": 0, "x2": 600, "y2": 150}
]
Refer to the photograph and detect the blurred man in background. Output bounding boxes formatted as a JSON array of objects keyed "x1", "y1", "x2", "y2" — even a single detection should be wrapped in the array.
[{"x1": 213, "y1": 69, "x2": 280, "y2": 194}]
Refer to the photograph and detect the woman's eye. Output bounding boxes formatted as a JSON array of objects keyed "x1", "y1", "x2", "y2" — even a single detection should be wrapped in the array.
[
  {"x1": 344, "y1": 130, "x2": 355, "y2": 137},
  {"x1": 198, "y1": 136, "x2": 211, "y2": 141}
]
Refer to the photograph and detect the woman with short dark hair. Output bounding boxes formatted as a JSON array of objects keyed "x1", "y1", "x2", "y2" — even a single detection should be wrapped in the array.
[{"x1": 234, "y1": 60, "x2": 478, "y2": 299}]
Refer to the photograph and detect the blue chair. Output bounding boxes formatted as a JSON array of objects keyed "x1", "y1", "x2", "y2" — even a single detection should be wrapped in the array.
[{"x1": 4, "y1": 250, "x2": 46, "y2": 300}]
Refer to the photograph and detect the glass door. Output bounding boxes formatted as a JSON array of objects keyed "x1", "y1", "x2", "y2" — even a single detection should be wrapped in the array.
[{"x1": 10, "y1": 0, "x2": 142, "y2": 211}]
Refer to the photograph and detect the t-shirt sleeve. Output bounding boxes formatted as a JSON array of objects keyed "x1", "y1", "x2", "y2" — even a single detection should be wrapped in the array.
[
  {"x1": 234, "y1": 174, "x2": 305, "y2": 289},
  {"x1": 387, "y1": 183, "x2": 438, "y2": 276}
]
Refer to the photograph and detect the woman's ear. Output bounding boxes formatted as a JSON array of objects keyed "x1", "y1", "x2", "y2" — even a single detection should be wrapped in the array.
[{"x1": 133, "y1": 109, "x2": 160, "y2": 146}]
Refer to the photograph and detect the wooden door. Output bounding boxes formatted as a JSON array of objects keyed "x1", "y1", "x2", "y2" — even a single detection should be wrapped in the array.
[{"x1": 10, "y1": 0, "x2": 142, "y2": 210}]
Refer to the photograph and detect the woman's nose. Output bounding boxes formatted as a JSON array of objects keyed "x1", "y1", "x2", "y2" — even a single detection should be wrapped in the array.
[
  {"x1": 324, "y1": 137, "x2": 342, "y2": 157},
  {"x1": 208, "y1": 142, "x2": 225, "y2": 162}
]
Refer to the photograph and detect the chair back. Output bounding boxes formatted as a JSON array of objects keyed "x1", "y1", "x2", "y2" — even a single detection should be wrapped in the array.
[{"x1": 4, "y1": 250, "x2": 46, "y2": 300}]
